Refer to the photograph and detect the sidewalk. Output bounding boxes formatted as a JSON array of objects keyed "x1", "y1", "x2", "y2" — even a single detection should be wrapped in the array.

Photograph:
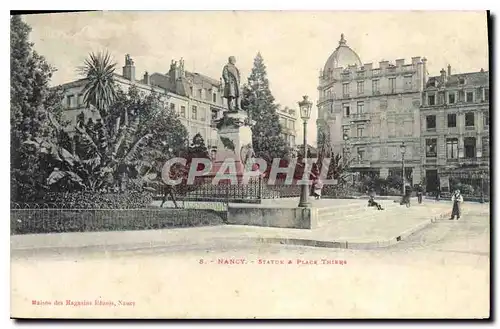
[{"x1": 11, "y1": 201, "x2": 459, "y2": 254}]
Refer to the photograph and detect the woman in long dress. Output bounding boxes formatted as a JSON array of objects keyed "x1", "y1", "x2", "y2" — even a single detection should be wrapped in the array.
[{"x1": 450, "y1": 189, "x2": 464, "y2": 220}]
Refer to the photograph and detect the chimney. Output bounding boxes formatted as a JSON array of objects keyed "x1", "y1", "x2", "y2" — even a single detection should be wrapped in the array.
[
  {"x1": 143, "y1": 71, "x2": 150, "y2": 85},
  {"x1": 363, "y1": 63, "x2": 373, "y2": 71},
  {"x1": 422, "y1": 57, "x2": 428, "y2": 89},
  {"x1": 395, "y1": 59, "x2": 405, "y2": 67},
  {"x1": 379, "y1": 60, "x2": 389, "y2": 70},
  {"x1": 169, "y1": 59, "x2": 178, "y2": 85},
  {"x1": 447, "y1": 64, "x2": 451, "y2": 77},
  {"x1": 411, "y1": 56, "x2": 421, "y2": 65},
  {"x1": 122, "y1": 54, "x2": 136, "y2": 82},
  {"x1": 440, "y1": 68, "x2": 447, "y2": 84}
]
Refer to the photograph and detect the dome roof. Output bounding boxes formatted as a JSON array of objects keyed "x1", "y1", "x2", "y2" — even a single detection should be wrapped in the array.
[{"x1": 323, "y1": 34, "x2": 362, "y2": 72}]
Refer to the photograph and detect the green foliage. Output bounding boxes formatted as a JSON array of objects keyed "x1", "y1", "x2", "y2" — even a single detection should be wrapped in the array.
[
  {"x1": 241, "y1": 52, "x2": 290, "y2": 162},
  {"x1": 220, "y1": 136, "x2": 235, "y2": 152},
  {"x1": 79, "y1": 51, "x2": 118, "y2": 120},
  {"x1": 10, "y1": 15, "x2": 65, "y2": 202},
  {"x1": 43, "y1": 83, "x2": 189, "y2": 193}
]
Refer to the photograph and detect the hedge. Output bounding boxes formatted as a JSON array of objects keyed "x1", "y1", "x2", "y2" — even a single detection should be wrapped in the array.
[{"x1": 11, "y1": 208, "x2": 225, "y2": 235}]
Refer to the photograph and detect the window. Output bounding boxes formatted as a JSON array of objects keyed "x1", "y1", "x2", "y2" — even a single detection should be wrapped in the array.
[
  {"x1": 343, "y1": 104, "x2": 350, "y2": 117},
  {"x1": 482, "y1": 137, "x2": 489, "y2": 157},
  {"x1": 342, "y1": 83, "x2": 350, "y2": 97},
  {"x1": 279, "y1": 118, "x2": 287, "y2": 128},
  {"x1": 213, "y1": 93, "x2": 217, "y2": 103},
  {"x1": 211, "y1": 109, "x2": 218, "y2": 121},
  {"x1": 426, "y1": 115, "x2": 436, "y2": 130},
  {"x1": 459, "y1": 78, "x2": 465, "y2": 85},
  {"x1": 288, "y1": 120, "x2": 295, "y2": 130},
  {"x1": 484, "y1": 112, "x2": 489, "y2": 127},
  {"x1": 198, "y1": 89, "x2": 203, "y2": 99},
  {"x1": 189, "y1": 86, "x2": 194, "y2": 95},
  {"x1": 448, "y1": 93, "x2": 455, "y2": 104},
  {"x1": 464, "y1": 137, "x2": 476, "y2": 158},
  {"x1": 426, "y1": 139, "x2": 437, "y2": 157},
  {"x1": 357, "y1": 125, "x2": 364, "y2": 137},
  {"x1": 485, "y1": 88, "x2": 489, "y2": 102},
  {"x1": 404, "y1": 76, "x2": 412, "y2": 90},
  {"x1": 191, "y1": 105, "x2": 198, "y2": 120},
  {"x1": 389, "y1": 78, "x2": 396, "y2": 93},
  {"x1": 458, "y1": 90, "x2": 465, "y2": 102},
  {"x1": 357, "y1": 81, "x2": 364, "y2": 95},
  {"x1": 199, "y1": 108, "x2": 206, "y2": 121},
  {"x1": 180, "y1": 106, "x2": 186, "y2": 118},
  {"x1": 357, "y1": 101, "x2": 364, "y2": 114},
  {"x1": 372, "y1": 80, "x2": 379, "y2": 94},
  {"x1": 77, "y1": 94, "x2": 84, "y2": 106},
  {"x1": 447, "y1": 114, "x2": 456, "y2": 128},
  {"x1": 465, "y1": 112, "x2": 475, "y2": 127},
  {"x1": 358, "y1": 148, "x2": 365, "y2": 160},
  {"x1": 343, "y1": 128, "x2": 350, "y2": 140},
  {"x1": 446, "y1": 138, "x2": 458, "y2": 159},
  {"x1": 428, "y1": 94, "x2": 435, "y2": 106},
  {"x1": 290, "y1": 135, "x2": 295, "y2": 147},
  {"x1": 466, "y1": 91, "x2": 474, "y2": 103},
  {"x1": 170, "y1": 103, "x2": 175, "y2": 112},
  {"x1": 66, "y1": 95, "x2": 74, "y2": 108}
]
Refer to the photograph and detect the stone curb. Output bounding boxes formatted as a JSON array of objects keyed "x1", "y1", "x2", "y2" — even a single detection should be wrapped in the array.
[{"x1": 254, "y1": 209, "x2": 451, "y2": 250}]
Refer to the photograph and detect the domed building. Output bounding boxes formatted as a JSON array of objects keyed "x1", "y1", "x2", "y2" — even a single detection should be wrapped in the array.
[
  {"x1": 316, "y1": 34, "x2": 427, "y2": 187},
  {"x1": 323, "y1": 34, "x2": 362, "y2": 73}
]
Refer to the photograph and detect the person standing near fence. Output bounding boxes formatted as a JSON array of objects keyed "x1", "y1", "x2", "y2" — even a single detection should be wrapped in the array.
[{"x1": 450, "y1": 189, "x2": 463, "y2": 220}]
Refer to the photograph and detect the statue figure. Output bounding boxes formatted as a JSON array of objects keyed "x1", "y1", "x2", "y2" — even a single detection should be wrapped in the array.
[
  {"x1": 240, "y1": 143, "x2": 256, "y2": 171},
  {"x1": 222, "y1": 56, "x2": 241, "y2": 112}
]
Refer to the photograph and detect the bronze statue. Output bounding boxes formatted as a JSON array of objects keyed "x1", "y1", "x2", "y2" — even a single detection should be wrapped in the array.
[{"x1": 222, "y1": 56, "x2": 241, "y2": 112}]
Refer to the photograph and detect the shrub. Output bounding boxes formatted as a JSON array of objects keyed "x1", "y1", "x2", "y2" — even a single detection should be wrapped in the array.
[
  {"x1": 11, "y1": 208, "x2": 225, "y2": 235},
  {"x1": 37, "y1": 191, "x2": 154, "y2": 208}
]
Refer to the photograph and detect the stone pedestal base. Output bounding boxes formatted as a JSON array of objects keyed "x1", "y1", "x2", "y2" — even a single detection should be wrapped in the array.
[{"x1": 211, "y1": 111, "x2": 259, "y2": 182}]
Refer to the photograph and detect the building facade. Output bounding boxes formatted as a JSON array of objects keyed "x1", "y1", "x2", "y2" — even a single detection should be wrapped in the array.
[
  {"x1": 277, "y1": 105, "x2": 297, "y2": 149},
  {"x1": 58, "y1": 55, "x2": 227, "y2": 154},
  {"x1": 420, "y1": 67, "x2": 489, "y2": 193},
  {"x1": 317, "y1": 34, "x2": 426, "y2": 184}
]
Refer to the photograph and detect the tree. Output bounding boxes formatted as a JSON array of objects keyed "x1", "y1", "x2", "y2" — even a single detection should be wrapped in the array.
[
  {"x1": 10, "y1": 15, "x2": 65, "y2": 202},
  {"x1": 241, "y1": 52, "x2": 290, "y2": 164},
  {"x1": 41, "y1": 84, "x2": 189, "y2": 193},
  {"x1": 188, "y1": 133, "x2": 210, "y2": 159}
]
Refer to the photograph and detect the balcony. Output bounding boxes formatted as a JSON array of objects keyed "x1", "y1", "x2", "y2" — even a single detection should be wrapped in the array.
[
  {"x1": 424, "y1": 157, "x2": 437, "y2": 165},
  {"x1": 350, "y1": 113, "x2": 370, "y2": 122},
  {"x1": 350, "y1": 159, "x2": 371, "y2": 168},
  {"x1": 349, "y1": 136, "x2": 370, "y2": 145}
]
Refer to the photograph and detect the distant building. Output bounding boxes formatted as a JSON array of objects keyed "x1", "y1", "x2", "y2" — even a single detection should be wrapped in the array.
[
  {"x1": 58, "y1": 55, "x2": 227, "y2": 153},
  {"x1": 420, "y1": 67, "x2": 489, "y2": 193},
  {"x1": 316, "y1": 34, "x2": 426, "y2": 184},
  {"x1": 277, "y1": 105, "x2": 297, "y2": 149}
]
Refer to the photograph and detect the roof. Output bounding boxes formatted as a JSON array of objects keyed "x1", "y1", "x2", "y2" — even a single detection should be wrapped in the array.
[
  {"x1": 426, "y1": 70, "x2": 489, "y2": 89},
  {"x1": 323, "y1": 34, "x2": 362, "y2": 72}
]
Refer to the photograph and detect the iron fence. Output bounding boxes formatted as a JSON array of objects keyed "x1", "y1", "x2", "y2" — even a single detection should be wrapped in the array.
[
  {"x1": 154, "y1": 176, "x2": 303, "y2": 203},
  {"x1": 11, "y1": 202, "x2": 227, "y2": 235}
]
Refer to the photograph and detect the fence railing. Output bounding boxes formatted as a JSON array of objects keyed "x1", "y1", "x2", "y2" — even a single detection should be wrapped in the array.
[
  {"x1": 11, "y1": 202, "x2": 227, "y2": 235},
  {"x1": 154, "y1": 176, "x2": 303, "y2": 202}
]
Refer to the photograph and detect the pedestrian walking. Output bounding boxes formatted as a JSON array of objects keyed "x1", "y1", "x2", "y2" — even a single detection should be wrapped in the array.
[
  {"x1": 416, "y1": 183, "x2": 424, "y2": 204},
  {"x1": 435, "y1": 184, "x2": 441, "y2": 201},
  {"x1": 450, "y1": 189, "x2": 464, "y2": 220},
  {"x1": 312, "y1": 176, "x2": 324, "y2": 200}
]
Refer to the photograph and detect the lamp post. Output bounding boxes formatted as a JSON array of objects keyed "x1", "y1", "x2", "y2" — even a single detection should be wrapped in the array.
[
  {"x1": 298, "y1": 95, "x2": 313, "y2": 208},
  {"x1": 400, "y1": 142, "x2": 406, "y2": 197}
]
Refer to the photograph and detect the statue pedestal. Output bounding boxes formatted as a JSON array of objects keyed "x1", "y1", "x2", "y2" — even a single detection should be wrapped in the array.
[{"x1": 211, "y1": 111, "x2": 259, "y2": 183}]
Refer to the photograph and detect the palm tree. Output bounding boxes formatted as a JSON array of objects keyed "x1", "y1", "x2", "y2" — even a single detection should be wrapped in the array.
[{"x1": 79, "y1": 51, "x2": 118, "y2": 120}]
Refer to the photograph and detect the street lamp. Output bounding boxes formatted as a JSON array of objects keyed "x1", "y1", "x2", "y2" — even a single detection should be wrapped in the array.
[
  {"x1": 400, "y1": 142, "x2": 406, "y2": 197},
  {"x1": 298, "y1": 95, "x2": 313, "y2": 208}
]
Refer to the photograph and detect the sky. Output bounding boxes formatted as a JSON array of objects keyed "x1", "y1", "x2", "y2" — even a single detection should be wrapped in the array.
[{"x1": 23, "y1": 11, "x2": 489, "y2": 146}]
